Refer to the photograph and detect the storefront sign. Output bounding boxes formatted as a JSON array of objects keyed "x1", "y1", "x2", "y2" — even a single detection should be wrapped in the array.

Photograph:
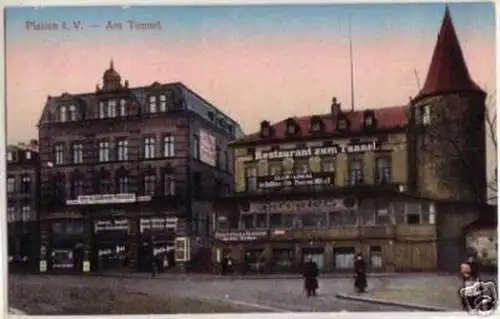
[
  {"x1": 94, "y1": 219, "x2": 129, "y2": 233},
  {"x1": 215, "y1": 230, "x2": 268, "y2": 242},
  {"x1": 257, "y1": 173, "x2": 333, "y2": 189},
  {"x1": 66, "y1": 193, "x2": 152, "y2": 205},
  {"x1": 255, "y1": 140, "x2": 380, "y2": 160},
  {"x1": 140, "y1": 217, "x2": 178, "y2": 233},
  {"x1": 98, "y1": 245, "x2": 126, "y2": 257},
  {"x1": 247, "y1": 199, "x2": 355, "y2": 214}
]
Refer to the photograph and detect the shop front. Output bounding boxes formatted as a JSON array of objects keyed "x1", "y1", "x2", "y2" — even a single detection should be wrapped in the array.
[
  {"x1": 48, "y1": 219, "x2": 86, "y2": 272},
  {"x1": 92, "y1": 218, "x2": 129, "y2": 272},
  {"x1": 137, "y1": 216, "x2": 178, "y2": 272},
  {"x1": 213, "y1": 230, "x2": 269, "y2": 273}
]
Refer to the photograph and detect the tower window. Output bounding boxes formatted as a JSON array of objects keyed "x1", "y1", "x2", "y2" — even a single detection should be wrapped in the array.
[{"x1": 421, "y1": 105, "x2": 431, "y2": 126}]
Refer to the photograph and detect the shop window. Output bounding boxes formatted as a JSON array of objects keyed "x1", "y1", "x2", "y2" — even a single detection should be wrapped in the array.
[
  {"x1": 51, "y1": 249, "x2": 74, "y2": 269},
  {"x1": 255, "y1": 214, "x2": 268, "y2": 229},
  {"x1": 301, "y1": 212, "x2": 326, "y2": 228},
  {"x1": 370, "y1": 246, "x2": 383, "y2": 268},
  {"x1": 303, "y1": 247, "x2": 325, "y2": 270},
  {"x1": 270, "y1": 214, "x2": 283, "y2": 228},
  {"x1": 175, "y1": 237, "x2": 189, "y2": 262},
  {"x1": 272, "y1": 249, "x2": 293, "y2": 268},
  {"x1": 333, "y1": 247, "x2": 355, "y2": 269},
  {"x1": 283, "y1": 215, "x2": 295, "y2": 228},
  {"x1": 241, "y1": 215, "x2": 254, "y2": 229}
]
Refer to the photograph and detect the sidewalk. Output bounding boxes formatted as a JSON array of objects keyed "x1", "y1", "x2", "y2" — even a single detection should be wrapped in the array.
[
  {"x1": 336, "y1": 274, "x2": 498, "y2": 311},
  {"x1": 87, "y1": 271, "x2": 446, "y2": 281}
]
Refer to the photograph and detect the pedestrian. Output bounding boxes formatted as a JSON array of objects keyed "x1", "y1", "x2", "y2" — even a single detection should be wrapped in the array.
[
  {"x1": 302, "y1": 256, "x2": 319, "y2": 297},
  {"x1": 220, "y1": 256, "x2": 228, "y2": 276},
  {"x1": 149, "y1": 238, "x2": 156, "y2": 278},
  {"x1": 353, "y1": 253, "x2": 367, "y2": 293},
  {"x1": 467, "y1": 255, "x2": 480, "y2": 279},
  {"x1": 459, "y1": 262, "x2": 481, "y2": 311}
]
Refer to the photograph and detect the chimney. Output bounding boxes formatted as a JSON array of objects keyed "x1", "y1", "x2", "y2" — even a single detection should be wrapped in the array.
[{"x1": 331, "y1": 97, "x2": 342, "y2": 116}]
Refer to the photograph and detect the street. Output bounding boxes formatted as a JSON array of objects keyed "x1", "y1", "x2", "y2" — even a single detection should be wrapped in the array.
[{"x1": 9, "y1": 274, "x2": 414, "y2": 313}]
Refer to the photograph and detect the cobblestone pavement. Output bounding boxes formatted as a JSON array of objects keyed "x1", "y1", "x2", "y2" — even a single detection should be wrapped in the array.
[
  {"x1": 9, "y1": 274, "x2": 417, "y2": 312},
  {"x1": 364, "y1": 274, "x2": 498, "y2": 310}
]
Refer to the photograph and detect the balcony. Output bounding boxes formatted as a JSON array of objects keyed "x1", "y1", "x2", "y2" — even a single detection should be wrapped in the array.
[
  {"x1": 360, "y1": 225, "x2": 395, "y2": 238},
  {"x1": 396, "y1": 224, "x2": 437, "y2": 240}
]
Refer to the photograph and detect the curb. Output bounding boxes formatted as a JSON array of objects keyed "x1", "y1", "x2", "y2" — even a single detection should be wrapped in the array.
[
  {"x1": 88, "y1": 272, "x2": 434, "y2": 281},
  {"x1": 335, "y1": 293, "x2": 452, "y2": 312}
]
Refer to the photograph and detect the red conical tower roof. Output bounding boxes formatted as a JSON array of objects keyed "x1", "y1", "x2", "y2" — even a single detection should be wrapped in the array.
[{"x1": 415, "y1": 6, "x2": 485, "y2": 101}]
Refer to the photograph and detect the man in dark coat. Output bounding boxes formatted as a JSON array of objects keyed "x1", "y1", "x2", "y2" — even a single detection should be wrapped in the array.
[
  {"x1": 354, "y1": 253, "x2": 367, "y2": 293},
  {"x1": 302, "y1": 256, "x2": 319, "y2": 297}
]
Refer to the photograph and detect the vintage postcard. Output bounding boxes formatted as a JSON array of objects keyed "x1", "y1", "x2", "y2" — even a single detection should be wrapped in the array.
[{"x1": 3, "y1": 1, "x2": 497, "y2": 316}]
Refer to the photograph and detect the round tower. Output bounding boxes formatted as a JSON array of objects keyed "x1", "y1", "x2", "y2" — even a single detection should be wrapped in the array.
[{"x1": 410, "y1": 7, "x2": 487, "y2": 203}]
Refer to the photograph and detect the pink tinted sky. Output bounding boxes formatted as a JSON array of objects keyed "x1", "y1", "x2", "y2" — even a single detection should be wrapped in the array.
[{"x1": 5, "y1": 5, "x2": 496, "y2": 145}]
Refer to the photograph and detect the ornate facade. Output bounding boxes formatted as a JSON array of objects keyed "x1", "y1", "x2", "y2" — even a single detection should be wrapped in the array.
[{"x1": 37, "y1": 61, "x2": 243, "y2": 273}]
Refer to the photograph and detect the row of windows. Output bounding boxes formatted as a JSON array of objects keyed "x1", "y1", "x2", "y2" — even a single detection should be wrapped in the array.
[
  {"x1": 7, "y1": 150, "x2": 33, "y2": 162},
  {"x1": 7, "y1": 206, "x2": 33, "y2": 223},
  {"x1": 57, "y1": 94, "x2": 176, "y2": 123},
  {"x1": 53, "y1": 135, "x2": 176, "y2": 165},
  {"x1": 219, "y1": 204, "x2": 431, "y2": 230},
  {"x1": 243, "y1": 156, "x2": 392, "y2": 190},
  {"x1": 7, "y1": 176, "x2": 33, "y2": 194},
  {"x1": 51, "y1": 173, "x2": 177, "y2": 198}
]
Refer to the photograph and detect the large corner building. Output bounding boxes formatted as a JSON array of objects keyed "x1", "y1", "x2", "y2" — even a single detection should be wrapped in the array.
[
  {"x1": 212, "y1": 8, "x2": 492, "y2": 273},
  {"x1": 37, "y1": 62, "x2": 243, "y2": 273}
]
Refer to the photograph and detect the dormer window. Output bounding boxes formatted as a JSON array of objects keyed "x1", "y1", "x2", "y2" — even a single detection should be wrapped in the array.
[
  {"x1": 285, "y1": 118, "x2": 299, "y2": 136},
  {"x1": 336, "y1": 115, "x2": 350, "y2": 131},
  {"x1": 7, "y1": 151, "x2": 13, "y2": 161},
  {"x1": 208, "y1": 112, "x2": 215, "y2": 121},
  {"x1": 260, "y1": 121, "x2": 271, "y2": 138},
  {"x1": 421, "y1": 104, "x2": 431, "y2": 126},
  {"x1": 60, "y1": 106, "x2": 68, "y2": 122},
  {"x1": 363, "y1": 110, "x2": 377, "y2": 129},
  {"x1": 25, "y1": 151, "x2": 31, "y2": 160},
  {"x1": 68, "y1": 105, "x2": 77, "y2": 121},
  {"x1": 218, "y1": 118, "x2": 226, "y2": 128},
  {"x1": 310, "y1": 116, "x2": 324, "y2": 134}
]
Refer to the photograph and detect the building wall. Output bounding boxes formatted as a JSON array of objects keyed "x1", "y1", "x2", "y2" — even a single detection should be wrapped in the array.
[
  {"x1": 213, "y1": 197, "x2": 438, "y2": 272},
  {"x1": 412, "y1": 93, "x2": 486, "y2": 203},
  {"x1": 233, "y1": 133, "x2": 408, "y2": 192}
]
